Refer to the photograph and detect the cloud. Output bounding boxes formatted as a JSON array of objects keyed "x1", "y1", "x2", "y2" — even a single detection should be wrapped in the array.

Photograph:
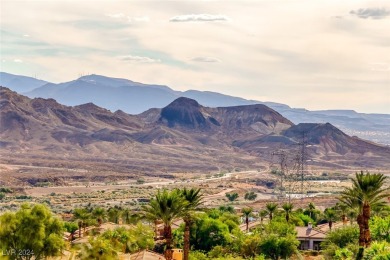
[
  {"x1": 350, "y1": 8, "x2": 390, "y2": 19},
  {"x1": 106, "y1": 13, "x2": 149, "y2": 23},
  {"x1": 106, "y1": 13, "x2": 125, "y2": 19},
  {"x1": 121, "y1": 55, "x2": 161, "y2": 63},
  {"x1": 169, "y1": 14, "x2": 230, "y2": 22},
  {"x1": 369, "y1": 62, "x2": 390, "y2": 71},
  {"x1": 13, "y1": 59, "x2": 23, "y2": 63},
  {"x1": 191, "y1": 57, "x2": 221, "y2": 63},
  {"x1": 127, "y1": 16, "x2": 150, "y2": 23}
]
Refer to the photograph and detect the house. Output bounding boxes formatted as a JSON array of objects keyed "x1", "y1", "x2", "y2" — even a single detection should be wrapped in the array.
[
  {"x1": 296, "y1": 222, "x2": 345, "y2": 250},
  {"x1": 120, "y1": 250, "x2": 166, "y2": 260},
  {"x1": 121, "y1": 249, "x2": 182, "y2": 260}
]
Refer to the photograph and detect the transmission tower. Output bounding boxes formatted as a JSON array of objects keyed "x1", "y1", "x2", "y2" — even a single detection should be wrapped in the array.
[
  {"x1": 271, "y1": 149, "x2": 288, "y2": 201},
  {"x1": 294, "y1": 132, "x2": 308, "y2": 199}
]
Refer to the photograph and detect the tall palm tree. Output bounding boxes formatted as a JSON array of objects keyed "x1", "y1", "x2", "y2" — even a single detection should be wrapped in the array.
[
  {"x1": 324, "y1": 208, "x2": 336, "y2": 230},
  {"x1": 265, "y1": 202, "x2": 278, "y2": 221},
  {"x1": 336, "y1": 203, "x2": 348, "y2": 224},
  {"x1": 107, "y1": 207, "x2": 122, "y2": 224},
  {"x1": 181, "y1": 188, "x2": 203, "y2": 260},
  {"x1": 143, "y1": 189, "x2": 187, "y2": 260},
  {"x1": 242, "y1": 207, "x2": 253, "y2": 232},
  {"x1": 282, "y1": 202, "x2": 294, "y2": 223},
  {"x1": 92, "y1": 207, "x2": 106, "y2": 226},
  {"x1": 348, "y1": 209, "x2": 357, "y2": 225},
  {"x1": 73, "y1": 208, "x2": 90, "y2": 237},
  {"x1": 307, "y1": 202, "x2": 316, "y2": 219},
  {"x1": 259, "y1": 209, "x2": 268, "y2": 224},
  {"x1": 339, "y1": 171, "x2": 389, "y2": 247}
]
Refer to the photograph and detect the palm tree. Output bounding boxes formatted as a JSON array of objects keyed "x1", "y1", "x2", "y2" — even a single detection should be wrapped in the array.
[
  {"x1": 77, "y1": 220, "x2": 82, "y2": 239},
  {"x1": 324, "y1": 208, "x2": 336, "y2": 230},
  {"x1": 307, "y1": 202, "x2": 316, "y2": 219},
  {"x1": 107, "y1": 207, "x2": 122, "y2": 224},
  {"x1": 338, "y1": 171, "x2": 389, "y2": 247},
  {"x1": 92, "y1": 207, "x2": 106, "y2": 226},
  {"x1": 266, "y1": 202, "x2": 278, "y2": 221},
  {"x1": 73, "y1": 208, "x2": 90, "y2": 237},
  {"x1": 259, "y1": 209, "x2": 268, "y2": 224},
  {"x1": 143, "y1": 189, "x2": 187, "y2": 260},
  {"x1": 336, "y1": 203, "x2": 348, "y2": 224},
  {"x1": 348, "y1": 209, "x2": 357, "y2": 225},
  {"x1": 242, "y1": 207, "x2": 253, "y2": 232},
  {"x1": 219, "y1": 205, "x2": 235, "y2": 213},
  {"x1": 181, "y1": 188, "x2": 203, "y2": 260},
  {"x1": 121, "y1": 208, "x2": 140, "y2": 224},
  {"x1": 282, "y1": 202, "x2": 294, "y2": 223}
]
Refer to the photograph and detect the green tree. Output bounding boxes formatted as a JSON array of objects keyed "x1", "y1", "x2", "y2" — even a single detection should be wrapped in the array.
[
  {"x1": 73, "y1": 207, "x2": 91, "y2": 238},
  {"x1": 265, "y1": 202, "x2": 278, "y2": 221},
  {"x1": 324, "y1": 208, "x2": 336, "y2": 230},
  {"x1": 259, "y1": 209, "x2": 268, "y2": 224},
  {"x1": 339, "y1": 171, "x2": 389, "y2": 247},
  {"x1": 218, "y1": 205, "x2": 235, "y2": 214},
  {"x1": 363, "y1": 241, "x2": 390, "y2": 260},
  {"x1": 181, "y1": 188, "x2": 203, "y2": 260},
  {"x1": 333, "y1": 247, "x2": 354, "y2": 260},
  {"x1": 78, "y1": 237, "x2": 118, "y2": 260},
  {"x1": 99, "y1": 224, "x2": 154, "y2": 253},
  {"x1": 121, "y1": 208, "x2": 139, "y2": 224},
  {"x1": 0, "y1": 192, "x2": 5, "y2": 200},
  {"x1": 64, "y1": 221, "x2": 79, "y2": 240},
  {"x1": 322, "y1": 225, "x2": 359, "y2": 259},
  {"x1": 107, "y1": 207, "x2": 122, "y2": 224},
  {"x1": 258, "y1": 220, "x2": 299, "y2": 260},
  {"x1": 242, "y1": 207, "x2": 253, "y2": 232},
  {"x1": 244, "y1": 191, "x2": 257, "y2": 201},
  {"x1": 370, "y1": 216, "x2": 390, "y2": 243},
  {"x1": 348, "y1": 209, "x2": 357, "y2": 225},
  {"x1": 305, "y1": 202, "x2": 317, "y2": 220},
  {"x1": 0, "y1": 203, "x2": 65, "y2": 260},
  {"x1": 225, "y1": 192, "x2": 239, "y2": 202},
  {"x1": 92, "y1": 207, "x2": 107, "y2": 226},
  {"x1": 336, "y1": 202, "x2": 349, "y2": 225},
  {"x1": 143, "y1": 189, "x2": 187, "y2": 260},
  {"x1": 191, "y1": 215, "x2": 232, "y2": 251},
  {"x1": 282, "y1": 202, "x2": 294, "y2": 223}
]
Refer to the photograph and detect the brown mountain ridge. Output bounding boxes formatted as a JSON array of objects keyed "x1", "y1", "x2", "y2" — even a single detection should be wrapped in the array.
[{"x1": 1, "y1": 86, "x2": 389, "y2": 175}]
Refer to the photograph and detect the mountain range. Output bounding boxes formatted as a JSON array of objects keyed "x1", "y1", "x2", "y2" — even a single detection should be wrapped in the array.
[
  {"x1": 1, "y1": 72, "x2": 389, "y2": 145},
  {"x1": 1, "y1": 87, "x2": 389, "y2": 179}
]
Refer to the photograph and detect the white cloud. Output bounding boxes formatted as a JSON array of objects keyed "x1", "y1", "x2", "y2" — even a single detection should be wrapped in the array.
[
  {"x1": 121, "y1": 55, "x2": 161, "y2": 63},
  {"x1": 191, "y1": 57, "x2": 221, "y2": 63},
  {"x1": 13, "y1": 59, "x2": 23, "y2": 63},
  {"x1": 127, "y1": 16, "x2": 150, "y2": 23},
  {"x1": 369, "y1": 62, "x2": 390, "y2": 71},
  {"x1": 169, "y1": 14, "x2": 230, "y2": 22},
  {"x1": 23, "y1": 34, "x2": 30, "y2": 37},
  {"x1": 106, "y1": 13, "x2": 149, "y2": 23},
  {"x1": 106, "y1": 13, "x2": 125, "y2": 19},
  {"x1": 350, "y1": 8, "x2": 390, "y2": 19}
]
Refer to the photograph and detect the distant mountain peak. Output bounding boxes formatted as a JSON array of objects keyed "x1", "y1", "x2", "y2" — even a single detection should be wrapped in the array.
[
  {"x1": 159, "y1": 97, "x2": 209, "y2": 129},
  {"x1": 167, "y1": 97, "x2": 201, "y2": 107}
]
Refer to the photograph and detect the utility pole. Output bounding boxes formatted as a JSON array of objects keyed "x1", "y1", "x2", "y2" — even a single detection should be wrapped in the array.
[
  {"x1": 271, "y1": 150, "x2": 287, "y2": 201},
  {"x1": 295, "y1": 132, "x2": 308, "y2": 199}
]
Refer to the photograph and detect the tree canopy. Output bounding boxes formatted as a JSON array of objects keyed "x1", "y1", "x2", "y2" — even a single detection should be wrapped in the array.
[{"x1": 0, "y1": 203, "x2": 65, "y2": 260}]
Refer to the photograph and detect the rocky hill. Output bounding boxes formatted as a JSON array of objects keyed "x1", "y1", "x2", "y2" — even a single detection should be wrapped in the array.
[
  {"x1": 2, "y1": 72, "x2": 390, "y2": 145},
  {"x1": 1, "y1": 87, "x2": 389, "y2": 173}
]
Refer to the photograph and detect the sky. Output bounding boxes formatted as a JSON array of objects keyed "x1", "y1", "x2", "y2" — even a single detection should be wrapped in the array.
[{"x1": 1, "y1": 0, "x2": 389, "y2": 113}]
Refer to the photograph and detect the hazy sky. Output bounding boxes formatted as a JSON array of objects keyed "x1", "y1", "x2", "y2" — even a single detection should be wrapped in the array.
[{"x1": 1, "y1": 0, "x2": 389, "y2": 113}]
